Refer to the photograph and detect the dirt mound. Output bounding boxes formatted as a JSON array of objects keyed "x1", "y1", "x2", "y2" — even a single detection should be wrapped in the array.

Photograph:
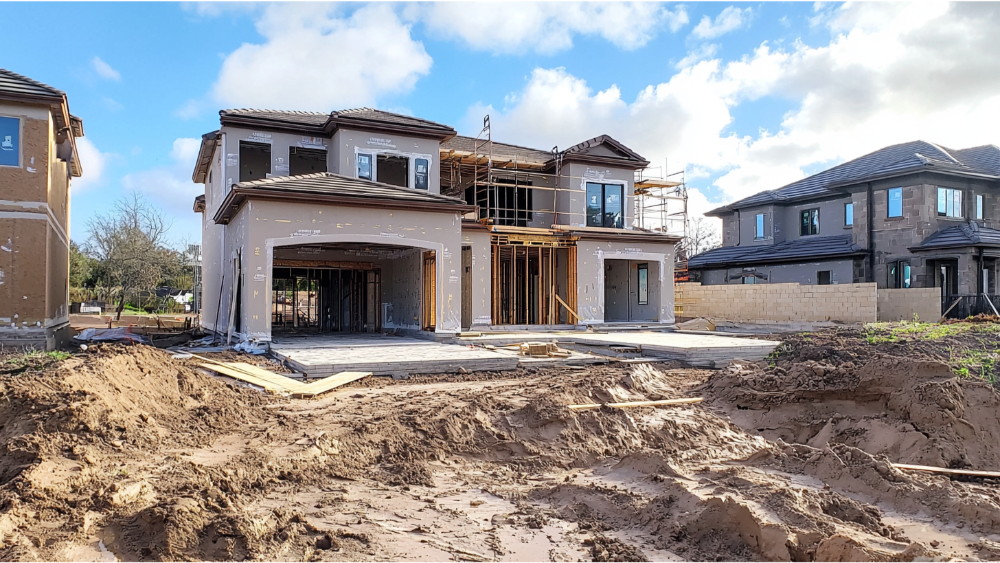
[{"x1": 707, "y1": 355, "x2": 1000, "y2": 469}]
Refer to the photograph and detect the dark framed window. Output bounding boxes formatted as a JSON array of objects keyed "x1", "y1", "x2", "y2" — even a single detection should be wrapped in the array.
[
  {"x1": 414, "y1": 158, "x2": 429, "y2": 190},
  {"x1": 377, "y1": 154, "x2": 409, "y2": 188},
  {"x1": 238, "y1": 141, "x2": 271, "y2": 182},
  {"x1": 742, "y1": 275, "x2": 756, "y2": 284},
  {"x1": 845, "y1": 202, "x2": 854, "y2": 226},
  {"x1": 889, "y1": 260, "x2": 912, "y2": 288},
  {"x1": 755, "y1": 213, "x2": 765, "y2": 239},
  {"x1": 586, "y1": 182, "x2": 624, "y2": 228},
  {"x1": 289, "y1": 147, "x2": 327, "y2": 176},
  {"x1": 888, "y1": 187, "x2": 903, "y2": 217},
  {"x1": 637, "y1": 263, "x2": 648, "y2": 305},
  {"x1": 817, "y1": 271, "x2": 831, "y2": 285},
  {"x1": 977, "y1": 194, "x2": 984, "y2": 220},
  {"x1": 800, "y1": 209, "x2": 819, "y2": 236},
  {"x1": 937, "y1": 187, "x2": 962, "y2": 218},
  {"x1": 357, "y1": 153, "x2": 373, "y2": 180}
]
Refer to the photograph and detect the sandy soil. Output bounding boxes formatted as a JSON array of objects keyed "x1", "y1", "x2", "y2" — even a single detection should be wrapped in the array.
[{"x1": 2, "y1": 329, "x2": 1000, "y2": 561}]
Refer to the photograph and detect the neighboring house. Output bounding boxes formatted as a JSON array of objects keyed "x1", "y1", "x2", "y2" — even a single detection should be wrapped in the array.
[
  {"x1": 191, "y1": 108, "x2": 678, "y2": 343},
  {"x1": 0, "y1": 69, "x2": 84, "y2": 349},
  {"x1": 689, "y1": 140, "x2": 1000, "y2": 301}
]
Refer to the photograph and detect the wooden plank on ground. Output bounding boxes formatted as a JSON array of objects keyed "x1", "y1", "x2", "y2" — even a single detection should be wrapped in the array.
[
  {"x1": 567, "y1": 397, "x2": 704, "y2": 411},
  {"x1": 892, "y1": 463, "x2": 1000, "y2": 479},
  {"x1": 292, "y1": 371, "x2": 372, "y2": 398},
  {"x1": 221, "y1": 362, "x2": 308, "y2": 391},
  {"x1": 198, "y1": 363, "x2": 290, "y2": 393}
]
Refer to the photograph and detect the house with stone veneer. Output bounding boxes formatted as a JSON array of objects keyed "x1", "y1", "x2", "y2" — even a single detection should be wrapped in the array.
[
  {"x1": 689, "y1": 140, "x2": 1000, "y2": 313},
  {"x1": 191, "y1": 108, "x2": 680, "y2": 344}
]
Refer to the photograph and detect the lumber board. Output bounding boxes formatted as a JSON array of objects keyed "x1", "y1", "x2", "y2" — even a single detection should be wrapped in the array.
[
  {"x1": 221, "y1": 362, "x2": 308, "y2": 391},
  {"x1": 199, "y1": 363, "x2": 288, "y2": 393},
  {"x1": 892, "y1": 463, "x2": 1000, "y2": 478},
  {"x1": 567, "y1": 397, "x2": 704, "y2": 411},
  {"x1": 292, "y1": 371, "x2": 372, "y2": 397}
]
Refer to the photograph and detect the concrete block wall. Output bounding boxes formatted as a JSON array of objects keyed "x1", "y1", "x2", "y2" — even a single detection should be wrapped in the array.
[
  {"x1": 876, "y1": 288, "x2": 941, "y2": 322},
  {"x1": 675, "y1": 282, "x2": 878, "y2": 323}
]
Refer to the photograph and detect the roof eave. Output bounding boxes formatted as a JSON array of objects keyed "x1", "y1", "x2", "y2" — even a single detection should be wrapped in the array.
[
  {"x1": 559, "y1": 153, "x2": 649, "y2": 170},
  {"x1": 688, "y1": 250, "x2": 868, "y2": 270},
  {"x1": 220, "y1": 113, "x2": 328, "y2": 135},
  {"x1": 192, "y1": 131, "x2": 220, "y2": 183},
  {"x1": 327, "y1": 117, "x2": 457, "y2": 141}
]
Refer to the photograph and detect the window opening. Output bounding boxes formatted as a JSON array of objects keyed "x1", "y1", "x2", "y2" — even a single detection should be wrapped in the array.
[
  {"x1": 357, "y1": 153, "x2": 373, "y2": 180},
  {"x1": 0, "y1": 116, "x2": 20, "y2": 167},
  {"x1": 888, "y1": 187, "x2": 903, "y2": 217},
  {"x1": 817, "y1": 270, "x2": 831, "y2": 285},
  {"x1": 586, "y1": 182, "x2": 625, "y2": 228},
  {"x1": 414, "y1": 158, "x2": 429, "y2": 190},
  {"x1": 977, "y1": 194, "x2": 984, "y2": 220},
  {"x1": 800, "y1": 209, "x2": 819, "y2": 236},
  {"x1": 289, "y1": 147, "x2": 327, "y2": 176},
  {"x1": 377, "y1": 154, "x2": 409, "y2": 188},
  {"x1": 889, "y1": 260, "x2": 911, "y2": 288},
  {"x1": 238, "y1": 141, "x2": 270, "y2": 182},
  {"x1": 845, "y1": 202, "x2": 854, "y2": 226},
  {"x1": 637, "y1": 263, "x2": 648, "y2": 305},
  {"x1": 742, "y1": 275, "x2": 756, "y2": 284},
  {"x1": 937, "y1": 187, "x2": 962, "y2": 218},
  {"x1": 755, "y1": 213, "x2": 765, "y2": 239}
]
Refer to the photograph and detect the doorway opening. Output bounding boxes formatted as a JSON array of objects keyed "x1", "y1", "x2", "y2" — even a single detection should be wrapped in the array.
[
  {"x1": 604, "y1": 259, "x2": 660, "y2": 322},
  {"x1": 422, "y1": 251, "x2": 436, "y2": 331},
  {"x1": 272, "y1": 266, "x2": 381, "y2": 333},
  {"x1": 491, "y1": 237, "x2": 575, "y2": 325}
]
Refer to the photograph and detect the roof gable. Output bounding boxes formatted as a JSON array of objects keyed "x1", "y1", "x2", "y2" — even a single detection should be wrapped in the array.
[
  {"x1": 914, "y1": 222, "x2": 1000, "y2": 250},
  {"x1": 562, "y1": 135, "x2": 649, "y2": 167}
]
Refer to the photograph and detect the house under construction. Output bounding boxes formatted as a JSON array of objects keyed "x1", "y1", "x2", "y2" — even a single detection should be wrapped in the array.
[{"x1": 192, "y1": 109, "x2": 684, "y2": 343}]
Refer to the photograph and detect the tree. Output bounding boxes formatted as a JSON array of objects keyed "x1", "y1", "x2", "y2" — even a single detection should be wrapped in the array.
[
  {"x1": 678, "y1": 217, "x2": 721, "y2": 261},
  {"x1": 86, "y1": 193, "x2": 183, "y2": 320},
  {"x1": 69, "y1": 241, "x2": 99, "y2": 287}
]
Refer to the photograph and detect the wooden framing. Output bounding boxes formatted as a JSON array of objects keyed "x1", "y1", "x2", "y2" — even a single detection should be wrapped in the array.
[
  {"x1": 274, "y1": 259, "x2": 376, "y2": 270},
  {"x1": 422, "y1": 251, "x2": 436, "y2": 331},
  {"x1": 490, "y1": 239, "x2": 577, "y2": 326}
]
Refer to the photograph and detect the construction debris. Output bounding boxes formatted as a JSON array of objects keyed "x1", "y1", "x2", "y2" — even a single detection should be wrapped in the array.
[
  {"x1": 675, "y1": 317, "x2": 716, "y2": 331},
  {"x1": 193, "y1": 354, "x2": 371, "y2": 397}
]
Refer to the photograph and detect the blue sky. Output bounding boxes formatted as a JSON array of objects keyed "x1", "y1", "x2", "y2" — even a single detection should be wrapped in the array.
[{"x1": 3, "y1": 1, "x2": 1000, "y2": 245}]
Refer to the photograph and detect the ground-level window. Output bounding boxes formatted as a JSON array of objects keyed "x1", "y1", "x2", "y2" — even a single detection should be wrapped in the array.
[
  {"x1": 637, "y1": 263, "x2": 648, "y2": 305},
  {"x1": 937, "y1": 187, "x2": 962, "y2": 218},
  {"x1": 889, "y1": 260, "x2": 912, "y2": 288},
  {"x1": 977, "y1": 194, "x2": 984, "y2": 220},
  {"x1": 755, "y1": 213, "x2": 765, "y2": 239},
  {"x1": 888, "y1": 187, "x2": 903, "y2": 217},
  {"x1": 817, "y1": 270, "x2": 831, "y2": 285},
  {"x1": 742, "y1": 275, "x2": 756, "y2": 284},
  {"x1": 586, "y1": 182, "x2": 625, "y2": 228},
  {"x1": 845, "y1": 202, "x2": 854, "y2": 226},
  {"x1": 800, "y1": 209, "x2": 819, "y2": 236}
]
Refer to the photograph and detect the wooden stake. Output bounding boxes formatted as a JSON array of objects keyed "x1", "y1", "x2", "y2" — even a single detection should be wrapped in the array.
[
  {"x1": 568, "y1": 397, "x2": 704, "y2": 411},
  {"x1": 892, "y1": 463, "x2": 1000, "y2": 479}
]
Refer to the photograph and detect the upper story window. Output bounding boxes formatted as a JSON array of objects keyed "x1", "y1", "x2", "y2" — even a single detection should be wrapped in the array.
[
  {"x1": 356, "y1": 151, "x2": 431, "y2": 190},
  {"x1": 977, "y1": 194, "x2": 984, "y2": 220},
  {"x1": 239, "y1": 141, "x2": 271, "y2": 183},
  {"x1": 800, "y1": 209, "x2": 819, "y2": 236},
  {"x1": 888, "y1": 187, "x2": 903, "y2": 217},
  {"x1": 754, "y1": 213, "x2": 765, "y2": 239},
  {"x1": 289, "y1": 147, "x2": 327, "y2": 176},
  {"x1": 586, "y1": 182, "x2": 624, "y2": 229},
  {"x1": 845, "y1": 203, "x2": 854, "y2": 226},
  {"x1": 937, "y1": 187, "x2": 962, "y2": 218},
  {"x1": 0, "y1": 116, "x2": 19, "y2": 168}
]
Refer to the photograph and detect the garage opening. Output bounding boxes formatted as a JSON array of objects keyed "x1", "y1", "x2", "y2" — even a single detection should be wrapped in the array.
[
  {"x1": 239, "y1": 141, "x2": 271, "y2": 182},
  {"x1": 604, "y1": 260, "x2": 659, "y2": 322},
  {"x1": 271, "y1": 242, "x2": 430, "y2": 334},
  {"x1": 289, "y1": 147, "x2": 327, "y2": 176}
]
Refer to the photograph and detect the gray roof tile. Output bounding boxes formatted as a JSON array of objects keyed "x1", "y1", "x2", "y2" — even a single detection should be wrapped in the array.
[
  {"x1": 441, "y1": 135, "x2": 554, "y2": 163},
  {"x1": 0, "y1": 68, "x2": 65, "y2": 100},
  {"x1": 219, "y1": 107, "x2": 456, "y2": 134},
  {"x1": 914, "y1": 222, "x2": 1000, "y2": 250},
  {"x1": 688, "y1": 234, "x2": 863, "y2": 269},
  {"x1": 234, "y1": 172, "x2": 468, "y2": 207},
  {"x1": 709, "y1": 141, "x2": 1000, "y2": 215}
]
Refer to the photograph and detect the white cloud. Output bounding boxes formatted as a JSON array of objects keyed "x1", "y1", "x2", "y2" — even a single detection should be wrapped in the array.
[
  {"x1": 71, "y1": 138, "x2": 112, "y2": 194},
  {"x1": 211, "y1": 4, "x2": 432, "y2": 110},
  {"x1": 415, "y1": 2, "x2": 688, "y2": 55},
  {"x1": 675, "y1": 43, "x2": 719, "y2": 69},
  {"x1": 691, "y1": 6, "x2": 752, "y2": 40},
  {"x1": 121, "y1": 138, "x2": 202, "y2": 220},
  {"x1": 470, "y1": 2, "x2": 1000, "y2": 222},
  {"x1": 91, "y1": 57, "x2": 121, "y2": 81}
]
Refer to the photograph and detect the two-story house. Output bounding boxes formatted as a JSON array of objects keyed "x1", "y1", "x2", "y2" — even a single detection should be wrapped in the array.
[
  {"x1": 191, "y1": 108, "x2": 679, "y2": 343},
  {"x1": 0, "y1": 69, "x2": 84, "y2": 350},
  {"x1": 689, "y1": 140, "x2": 1000, "y2": 304}
]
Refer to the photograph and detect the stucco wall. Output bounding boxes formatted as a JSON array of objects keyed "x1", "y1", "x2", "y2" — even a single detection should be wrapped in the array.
[
  {"x1": 332, "y1": 128, "x2": 440, "y2": 193},
  {"x1": 576, "y1": 239, "x2": 674, "y2": 324},
  {"x1": 676, "y1": 282, "x2": 878, "y2": 323},
  {"x1": 460, "y1": 228, "x2": 492, "y2": 327},
  {"x1": 212, "y1": 199, "x2": 464, "y2": 340},
  {"x1": 560, "y1": 163, "x2": 634, "y2": 228}
]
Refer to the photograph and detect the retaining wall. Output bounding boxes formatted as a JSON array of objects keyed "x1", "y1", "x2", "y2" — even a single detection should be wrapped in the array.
[{"x1": 876, "y1": 288, "x2": 941, "y2": 322}]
